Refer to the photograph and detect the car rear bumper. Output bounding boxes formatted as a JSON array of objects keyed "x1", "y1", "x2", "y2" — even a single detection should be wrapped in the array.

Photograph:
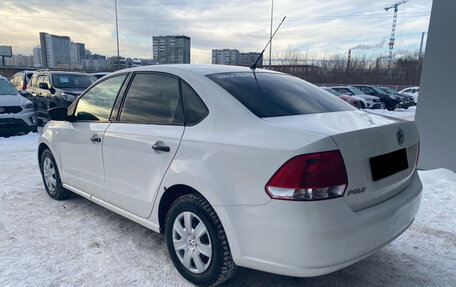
[{"x1": 215, "y1": 170, "x2": 422, "y2": 277}]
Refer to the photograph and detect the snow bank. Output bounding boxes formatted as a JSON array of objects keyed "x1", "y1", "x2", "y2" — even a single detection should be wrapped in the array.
[{"x1": 367, "y1": 106, "x2": 416, "y2": 121}]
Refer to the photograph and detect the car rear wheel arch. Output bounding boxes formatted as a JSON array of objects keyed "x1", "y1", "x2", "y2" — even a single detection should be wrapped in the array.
[{"x1": 159, "y1": 184, "x2": 210, "y2": 234}]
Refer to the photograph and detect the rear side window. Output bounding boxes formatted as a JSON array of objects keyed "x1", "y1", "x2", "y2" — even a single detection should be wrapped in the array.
[
  {"x1": 207, "y1": 72, "x2": 353, "y2": 118},
  {"x1": 75, "y1": 75, "x2": 126, "y2": 121},
  {"x1": 181, "y1": 80, "x2": 208, "y2": 125},
  {"x1": 119, "y1": 73, "x2": 183, "y2": 125}
]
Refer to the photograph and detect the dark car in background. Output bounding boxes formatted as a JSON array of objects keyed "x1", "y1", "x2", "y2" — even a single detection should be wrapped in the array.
[
  {"x1": 351, "y1": 85, "x2": 402, "y2": 111},
  {"x1": 378, "y1": 86, "x2": 416, "y2": 109},
  {"x1": 28, "y1": 71, "x2": 97, "y2": 121}
]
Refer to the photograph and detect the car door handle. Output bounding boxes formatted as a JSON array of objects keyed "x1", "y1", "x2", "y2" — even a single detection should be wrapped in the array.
[
  {"x1": 152, "y1": 144, "x2": 170, "y2": 152},
  {"x1": 90, "y1": 135, "x2": 101, "y2": 143}
]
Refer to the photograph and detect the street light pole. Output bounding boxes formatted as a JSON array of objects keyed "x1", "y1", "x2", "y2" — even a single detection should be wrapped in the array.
[
  {"x1": 115, "y1": 0, "x2": 120, "y2": 70},
  {"x1": 268, "y1": 0, "x2": 273, "y2": 69}
]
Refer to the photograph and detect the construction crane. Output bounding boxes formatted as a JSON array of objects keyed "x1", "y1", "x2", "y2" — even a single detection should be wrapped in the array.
[{"x1": 385, "y1": 0, "x2": 409, "y2": 65}]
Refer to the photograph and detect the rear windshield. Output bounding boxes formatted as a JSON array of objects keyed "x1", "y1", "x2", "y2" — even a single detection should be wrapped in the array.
[
  {"x1": 52, "y1": 73, "x2": 97, "y2": 89},
  {"x1": 0, "y1": 79, "x2": 18, "y2": 95},
  {"x1": 207, "y1": 72, "x2": 353, "y2": 118}
]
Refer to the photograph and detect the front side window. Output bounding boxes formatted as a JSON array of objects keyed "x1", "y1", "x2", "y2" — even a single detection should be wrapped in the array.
[
  {"x1": 43, "y1": 75, "x2": 50, "y2": 86},
  {"x1": 36, "y1": 75, "x2": 44, "y2": 87},
  {"x1": 371, "y1": 87, "x2": 387, "y2": 94},
  {"x1": 75, "y1": 75, "x2": 127, "y2": 121},
  {"x1": 359, "y1": 87, "x2": 374, "y2": 95},
  {"x1": 119, "y1": 73, "x2": 183, "y2": 125},
  {"x1": 207, "y1": 72, "x2": 353, "y2": 118}
]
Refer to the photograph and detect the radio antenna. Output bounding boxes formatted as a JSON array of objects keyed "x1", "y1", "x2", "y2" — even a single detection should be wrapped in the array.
[{"x1": 251, "y1": 16, "x2": 286, "y2": 70}]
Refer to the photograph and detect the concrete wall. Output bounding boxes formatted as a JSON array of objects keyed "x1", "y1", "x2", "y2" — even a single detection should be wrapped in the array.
[{"x1": 415, "y1": 0, "x2": 456, "y2": 172}]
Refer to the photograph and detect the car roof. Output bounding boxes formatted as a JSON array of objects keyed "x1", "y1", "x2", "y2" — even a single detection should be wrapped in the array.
[
  {"x1": 35, "y1": 71, "x2": 92, "y2": 76},
  {"x1": 110, "y1": 64, "x2": 281, "y2": 77}
]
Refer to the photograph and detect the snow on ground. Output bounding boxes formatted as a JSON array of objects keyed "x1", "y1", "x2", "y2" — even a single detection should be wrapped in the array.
[
  {"x1": 366, "y1": 106, "x2": 416, "y2": 121},
  {"x1": 1, "y1": 110, "x2": 455, "y2": 287}
]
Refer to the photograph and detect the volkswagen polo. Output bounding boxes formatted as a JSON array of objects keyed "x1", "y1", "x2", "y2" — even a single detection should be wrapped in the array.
[{"x1": 38, "y1": 65, "x2": 422, "y2": 286}]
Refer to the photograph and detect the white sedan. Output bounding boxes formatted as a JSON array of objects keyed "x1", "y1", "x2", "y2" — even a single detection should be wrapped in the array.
[
  {"x1": 38, "y1": 65, "x2": 422, "y2": 286},
  {"x1": 400, "y1": 86, "x2": 419, "y2": 102}
]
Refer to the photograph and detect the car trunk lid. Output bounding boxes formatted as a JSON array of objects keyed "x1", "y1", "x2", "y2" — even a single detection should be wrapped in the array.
[{"x1": 263, "y1": 110, "x2": 419, "y2": 210}]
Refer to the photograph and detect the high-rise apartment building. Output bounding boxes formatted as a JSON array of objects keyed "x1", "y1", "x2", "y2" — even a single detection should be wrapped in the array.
[
  {"x1": 211, "y1": 49, "x2": 263, "y2": 67},
  {"x1": 40, "y1": 32, "x2": 72, "y2": 68},
  {"x1": 239, "y1": 52, "x2": 263, "y2": 67},
  {"x1": 39, "y1": 32, "x2": 86, "y2": 68},
  {"x1": 153, "y1": 35, "x2": 190, "y2": 64},
  {"x1": 211, "y1": 49, "x2": 240, "y2": 65},
  {"x1": 33, "y1": 46, "x2": 41, "y2": 67}
]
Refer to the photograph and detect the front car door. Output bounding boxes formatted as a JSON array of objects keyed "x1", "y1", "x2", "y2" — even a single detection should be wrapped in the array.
[
  {"x1": 42, "y1": 74, "x2": 52, "y2": 110},
  {"x1": 58, "y1": 74, "x2": 128, "y2": 198},
  {"x1": 102, "y1": 73, "x2": 185, "y2": 218},
  {"x1": 34, "y1": 74, "x2": 46, "y2": 115}
]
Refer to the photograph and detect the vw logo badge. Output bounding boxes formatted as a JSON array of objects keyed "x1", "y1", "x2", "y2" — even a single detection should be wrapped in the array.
[
  {"x1": 396, "y1": 128, "x2": 405, "y2": 146},
  {"x1": 0, "y1": 107, "x2": 5, "y2": 114}
]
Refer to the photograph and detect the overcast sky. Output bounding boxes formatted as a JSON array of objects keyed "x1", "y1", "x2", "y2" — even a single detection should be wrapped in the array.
[{"x1": 0, "y1": 0, "x2": 432, "y2": 63}]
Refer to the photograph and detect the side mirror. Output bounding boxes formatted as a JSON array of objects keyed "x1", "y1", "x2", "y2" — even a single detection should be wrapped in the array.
[
  {"x1": 19, "y1": 90, "x2": 29, "y2": 96},
  {"x1": 48, "y1": 106, "x2": 67, "y2": 121},
  {"x1": 38, "y1": 82, "x2": 49, "y2": 90}
]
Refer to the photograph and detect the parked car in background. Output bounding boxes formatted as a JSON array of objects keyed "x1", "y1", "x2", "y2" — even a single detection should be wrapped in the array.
[
  {"x1": 28, "y1": 71, "x2": 97, "y2": 121},
  {"x1": 38, "y1": 65, "x2": 422, "y2": 286},
  {"x1": 351, "y1": 85, "x2": 401, "y2": 110},
  {"x1": 330, "y1": 86, "x2": 383, "y2": 109},
  {"x1": 10, "y1": 70, "x2": 35, "y2": 92},
  {"x1": 91, "y1": 72, "x2": 110, "y2": 79},
  {"x1": 322, "y1": 87, "x2": 363, "y2": 109},
  {"x1": 399, "y1": 86, "x2": 419, "y2": 102},
  {"x1": 378, "y1": 87, "x2": 416, "y2": 109},
  {"x1": 0, "y1": 75, "x2": 37, "y2": 135}
]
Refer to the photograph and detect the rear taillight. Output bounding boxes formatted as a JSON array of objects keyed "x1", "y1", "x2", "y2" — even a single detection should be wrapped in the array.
[{"x1": 265, "y1": 151, "x2": 348, "y2": 201}]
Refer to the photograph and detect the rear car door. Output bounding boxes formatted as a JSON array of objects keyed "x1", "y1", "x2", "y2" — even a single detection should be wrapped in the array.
[
  {"x1": 58, "y1": 74, "x2": 128, "y2": 198},
  {"x1": 102, "y1": 73, "x2": 185, "y2": 218}
]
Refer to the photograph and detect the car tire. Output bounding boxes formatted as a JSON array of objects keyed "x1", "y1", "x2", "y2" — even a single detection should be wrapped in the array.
[
  {"x1": 40, "y1": 149, "x2": 70, "y2": 200},
  {"x1": 165, "y1": 194, "x2": 236, "y2": 287}
]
